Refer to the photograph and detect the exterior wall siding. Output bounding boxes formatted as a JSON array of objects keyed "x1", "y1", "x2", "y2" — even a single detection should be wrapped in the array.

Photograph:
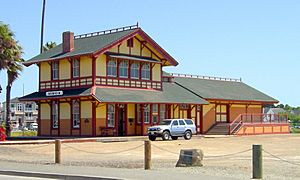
[
  {"x1": 80, "y1": 56, "x2": 92, "y2": 77},
  {"x1": 40, "y1": 62, "x2": 51, "y2": 81},
  {"x1": 59, "y1": 59, "x2": 70, "y2": 79},
  {"x1": 96, "y1": 103, "x2": 106, "y2": 136},
  {"x1": 59, "y1": 102, "x2": 70, "y2": 135},
  {"x1": 40, "y1": 103, "x2": 50, "y2": 135},
  {"x1": 203, "y1": 104, "x2": 216, "y2": 133},
  {"x1": 80, "y1": 101, "x2": 92, "y2": 136}
]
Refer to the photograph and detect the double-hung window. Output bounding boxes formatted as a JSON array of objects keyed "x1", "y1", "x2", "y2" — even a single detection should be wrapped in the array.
[
  {"x1": 141, "y1": 63, "x2": 150, "y2": 80},
  {"x1": 119, "y1": 60, "x2": 128, "y2": 78},
  {"x1": 160, "y1": 104, "x2": 165, "y2": 121},
  {"x1": 72, "y1": 59, "x2": 80, "y2": 78},
  {"x1": 52, "y1": 61, "x2": 59, "y2": 80},
  {"x1": 72, "y1": 100, "x2": 80, "y2": 128},
  {"x1": 17, "y1": 103, "x2": 23, "y2": 111},
  {"x1": 107, "y1": 104, "x2": 115, "y2": 127},
  {"x1": 107, "y1": 60, "x2": 117, "y2": 77},
  {"x1": 52, "y1": 101, "x2": 58, "y2": 128},
  {"x1": 143, "y1": 104, "x2": 150, "y2": 123},
  {"x1": 152, "y1": 104, "x2": 158, "y2": 124},
  {"x1": 130, "y1": 63, "x2": 139, "y2": 79}
]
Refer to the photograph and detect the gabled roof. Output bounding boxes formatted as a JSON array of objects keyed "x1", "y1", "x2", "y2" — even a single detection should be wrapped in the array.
[
  {"x1": 174, "y1": 76, "x2": 278, "y2": 103},
  {"x1": 24, "y1": 25, "x2": 178, "y2": 66}
]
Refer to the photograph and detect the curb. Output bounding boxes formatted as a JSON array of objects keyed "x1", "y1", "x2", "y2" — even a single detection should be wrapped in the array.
[{"x1": 0, "y1": 170, "x2": 121, "y2": 180}]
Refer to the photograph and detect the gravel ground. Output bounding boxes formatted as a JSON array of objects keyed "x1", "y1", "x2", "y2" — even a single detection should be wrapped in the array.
[{"x1": 0, "y1": 134, "x2": 299, "y2": 179}]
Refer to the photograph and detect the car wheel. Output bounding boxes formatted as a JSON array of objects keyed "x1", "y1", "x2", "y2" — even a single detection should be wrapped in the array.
[
  {"x1": 171, "y1": 136, "x2": 178, "y2": 140},
  {"x1": 148, "y1": 135, "x2": 156, "y2": 141},
  {"x1": 162, "y1": 131, "x2": 170, "y2": 141},
  {"x1": 184, "y1": 131, "x2": 192, "y2": 140}
]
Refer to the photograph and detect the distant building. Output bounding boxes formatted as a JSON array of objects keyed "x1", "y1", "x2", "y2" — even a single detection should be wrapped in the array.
[
  {"x1": 1, "y1": 97, "x2": 38, "y2": 128},
  {"x1": 263, "y1": 107, "x2": 286, "y2": 122}
]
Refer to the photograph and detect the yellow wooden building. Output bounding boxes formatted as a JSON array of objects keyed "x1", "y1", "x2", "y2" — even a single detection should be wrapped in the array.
[{"x1": 21, "y1": 24, "x2": 289, "y2": 136}]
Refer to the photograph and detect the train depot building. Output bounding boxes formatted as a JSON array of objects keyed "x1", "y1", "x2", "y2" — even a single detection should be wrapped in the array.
[{"x1": 21, "y1": 24, "x2": 289, "y2": 137}]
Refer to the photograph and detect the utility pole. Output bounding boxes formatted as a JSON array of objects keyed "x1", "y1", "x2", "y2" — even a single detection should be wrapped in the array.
[{"x1": 40, "y1": 0, "x2": 46, "y2": 54}]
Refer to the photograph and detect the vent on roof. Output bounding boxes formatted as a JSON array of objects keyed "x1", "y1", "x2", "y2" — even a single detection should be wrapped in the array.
[
  {"x1": 171, "y1": 73, "x2": 242, "y2": 82},
  {"x1": 62, "y1": 31, "x2": 74, "y2": 53},
  {"x1": 74, "y1": 23, "x2": 139, "y2": 39}
]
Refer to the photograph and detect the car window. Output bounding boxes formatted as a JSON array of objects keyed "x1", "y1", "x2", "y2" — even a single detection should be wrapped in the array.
[
  {"x1": 179, "y1": 120, "x2": 185, "y2": 125},
  {"x1": 172, "y1": 120, "x2": 178, "y2": 126},
  {"x1": 160, "y1": 120, "x2": 172, "y2": 125},
  {"x1": 184, "y1": 119, "x2": 194, "y2": 125}
]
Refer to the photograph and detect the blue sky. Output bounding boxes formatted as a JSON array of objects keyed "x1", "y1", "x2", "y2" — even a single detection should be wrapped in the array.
[{"x1": 0, "y1": 0, "x2": 299, "y2": 106}]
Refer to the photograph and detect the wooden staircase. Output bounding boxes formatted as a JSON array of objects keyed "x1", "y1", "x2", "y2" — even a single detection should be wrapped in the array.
[{"x1": 206, "y1": 123, "x2": 230, "y2": 135}]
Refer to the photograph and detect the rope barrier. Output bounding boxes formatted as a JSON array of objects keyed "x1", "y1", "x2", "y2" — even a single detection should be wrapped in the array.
[
  {"x1": 152, "y1": 144, "x2": 252, "y2": 158},
  {"x1": 62, "y1": 143, "x2": 143, "y2": 155},
  {"x1": 262, "y1": 149, "x2": 300, "y2": 167},
  {"x1": 20, "y1": 143, "x2": 52, "y2": 150}
]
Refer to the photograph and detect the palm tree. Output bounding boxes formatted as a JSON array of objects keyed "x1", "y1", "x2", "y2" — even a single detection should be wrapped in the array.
[
  {"x1": 43, "y1": 41, "x2": 56, "y2": 52},
  {"x1": 0, "y1": 22, "x2": 24, "y2": 137}
]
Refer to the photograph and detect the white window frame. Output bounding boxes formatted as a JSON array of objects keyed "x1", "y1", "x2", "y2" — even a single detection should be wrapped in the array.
[
  {"x1": 144, "y1": 104, "x2": 150, "y2": 124},
  {"x1": 141, "y1": 63, "x2": 150, "y2": 80},
  {"x1": 130, "y1": 62, "x2": 139, "y2": 79},
  {"x1": 52, "y1": 61, "x2": 59, "y2": 80},
  {"x1": 52, "y1": 101, "x2": 58, "y2": 128},
  {"x1": 25, "y1": 103, "x2": 32, "y2": 111},
  {"x1": 72, "y1": 59, "x2": 80, "y2": 78},
  {"x1": 160, "y1": 104, "x2": 166, "y2": 121},
  {"x1": 107, "y1": 104, "x2": 115, "y2": 127},
  {"x1": 119, "y1": 60, "x2": 128, "y2": 78},
  {"x1": 72, "y1": 100, "x2": 80, "y2": 128},
  {"x1": 152, "y1": 104, "x2": 158, "y2": 124},
  {"x1": 17, "y1": 103, "x2": 23, "y2": 112},
  {"x1": 107, "y1": 60, "x2": 117, "y2": 77}
]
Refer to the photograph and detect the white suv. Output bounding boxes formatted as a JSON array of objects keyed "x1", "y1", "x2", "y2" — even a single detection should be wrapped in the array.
[{"x1": 147, "y1": 119, "x2": 197, "y2": 141}]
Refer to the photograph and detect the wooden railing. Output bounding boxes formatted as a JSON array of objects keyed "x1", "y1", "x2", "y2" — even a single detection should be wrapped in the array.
[
  {"x1": 40, "y1": 76, "x2": 93, "y2": 90},
  {"x1": 228, "y1": 113, "x2": 289, "y2": 135},
  {"x1": 228, "y1": 114, "x2": 243, "y2": 134},
  {"x1": 95, "y1": 76, "x2": 162, "y2": 90}
]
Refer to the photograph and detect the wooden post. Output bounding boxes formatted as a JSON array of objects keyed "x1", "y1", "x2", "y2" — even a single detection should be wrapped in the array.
[
  {"x1": 253, "y1": 144, "x2": 262, "y2": 179},
  {"x1": 55, "y1": 139, "x2": 61, "y2": 164},
  {"x1": 144, "y1": 140, "x2": 151, "y2": 170}
]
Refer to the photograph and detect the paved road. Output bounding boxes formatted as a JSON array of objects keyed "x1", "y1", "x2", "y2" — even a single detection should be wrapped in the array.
[
  {"x1": 0, "y1": 161, "x2": 234, "y2": 180},
  {"x1": 0, "y1": 174, "x2": 53, "y2": 180}
]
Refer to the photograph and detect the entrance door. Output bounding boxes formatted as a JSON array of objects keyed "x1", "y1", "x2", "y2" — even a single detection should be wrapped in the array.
[
  {"x1": 118, "y1": 105, "x2": 126, "y2": 136},
  {"x1": 216, "y1": 104, "x2": 228, "y2": 123}
]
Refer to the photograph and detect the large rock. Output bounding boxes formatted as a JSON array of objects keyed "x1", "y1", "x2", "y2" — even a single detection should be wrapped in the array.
[{"x1": 176, "y1": 149, "x2": 204, "y2": 167}]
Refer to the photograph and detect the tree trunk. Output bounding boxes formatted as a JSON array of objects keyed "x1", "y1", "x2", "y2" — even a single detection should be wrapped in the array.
[{"x1": 5, "y1": 83, "x2": 12, "y2": 137}]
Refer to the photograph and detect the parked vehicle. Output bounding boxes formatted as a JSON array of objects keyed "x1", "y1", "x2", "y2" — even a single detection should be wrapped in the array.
[
  {"x1": 147, "y1": 119, "x2": 196, "y2": 141},
  {"x1": 29, "y1": 123, "x2": 38, "y2": 130}
]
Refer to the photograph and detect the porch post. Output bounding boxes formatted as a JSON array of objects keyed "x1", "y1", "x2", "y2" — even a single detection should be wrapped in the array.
[
  {"x1": 141, "y1": 104, "x2": 145, "y2": 135},
  {"x1": 200, "y1": 105, "x2": 204, "y2": 134}
]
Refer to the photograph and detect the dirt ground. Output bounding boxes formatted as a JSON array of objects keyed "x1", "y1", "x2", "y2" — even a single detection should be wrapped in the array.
[{"x1": 0, "y1": 134, "x2": 299, "y2": 179}]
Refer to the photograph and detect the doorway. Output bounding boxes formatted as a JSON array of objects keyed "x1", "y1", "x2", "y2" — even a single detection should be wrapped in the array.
[
  {"x1": 215, "y1": 104, "x2": 228, "y2": 123},
  {"x1": 117, "y1": 105, "x2": 126, "y2": 136}
]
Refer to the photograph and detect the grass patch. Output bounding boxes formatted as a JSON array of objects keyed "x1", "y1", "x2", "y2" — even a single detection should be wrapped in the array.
[
  {"x1": 291, "y1": 128, "x2": 300, "y2": 133},
  {"x1": 11, "y1": 131, "x2": 37, "y2": 137}
]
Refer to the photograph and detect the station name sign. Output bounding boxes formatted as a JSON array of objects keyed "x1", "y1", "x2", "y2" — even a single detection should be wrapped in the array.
[{"x1": 46, "y1": 91, "x2": 63, "y2": 97}]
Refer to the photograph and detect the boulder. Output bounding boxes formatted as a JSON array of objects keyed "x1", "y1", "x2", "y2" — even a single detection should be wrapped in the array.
[{"x1": 176, "y1": 149, "x2": 204, "y2": 167}]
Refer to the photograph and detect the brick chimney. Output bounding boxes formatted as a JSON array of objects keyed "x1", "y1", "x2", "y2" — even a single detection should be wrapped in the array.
[{"x1": 62, "y1": 31, "x2": 74, "y2": 53}]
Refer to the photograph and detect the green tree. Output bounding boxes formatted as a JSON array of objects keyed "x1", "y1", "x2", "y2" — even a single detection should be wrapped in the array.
[
  {"x1": 43, "y1": 41, "x2": 56, "y2": 52},
  {"x1": 0, "y1": 22, "x2": 24, "y2": 137}
]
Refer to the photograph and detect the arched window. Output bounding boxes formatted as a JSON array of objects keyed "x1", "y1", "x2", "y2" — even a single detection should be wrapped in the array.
[
  {"x1": 107, "y1": 60, "x2": 117, "y2": 77},
  {"x1": 141, "y1": 63, "x2": 150, "y2": 80},
  {"x1": 130, "y1": 63, "x2": 139, "y2": 79},
  {"x1": 119, "y1": 60, "x2": 128, "y2": 78},
  {"x1": 72, "y1": 100, "x2": 80, "y2": 128},
  {"x1": 107, "y1": 104, "x2": 115, "y2": 127}
]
